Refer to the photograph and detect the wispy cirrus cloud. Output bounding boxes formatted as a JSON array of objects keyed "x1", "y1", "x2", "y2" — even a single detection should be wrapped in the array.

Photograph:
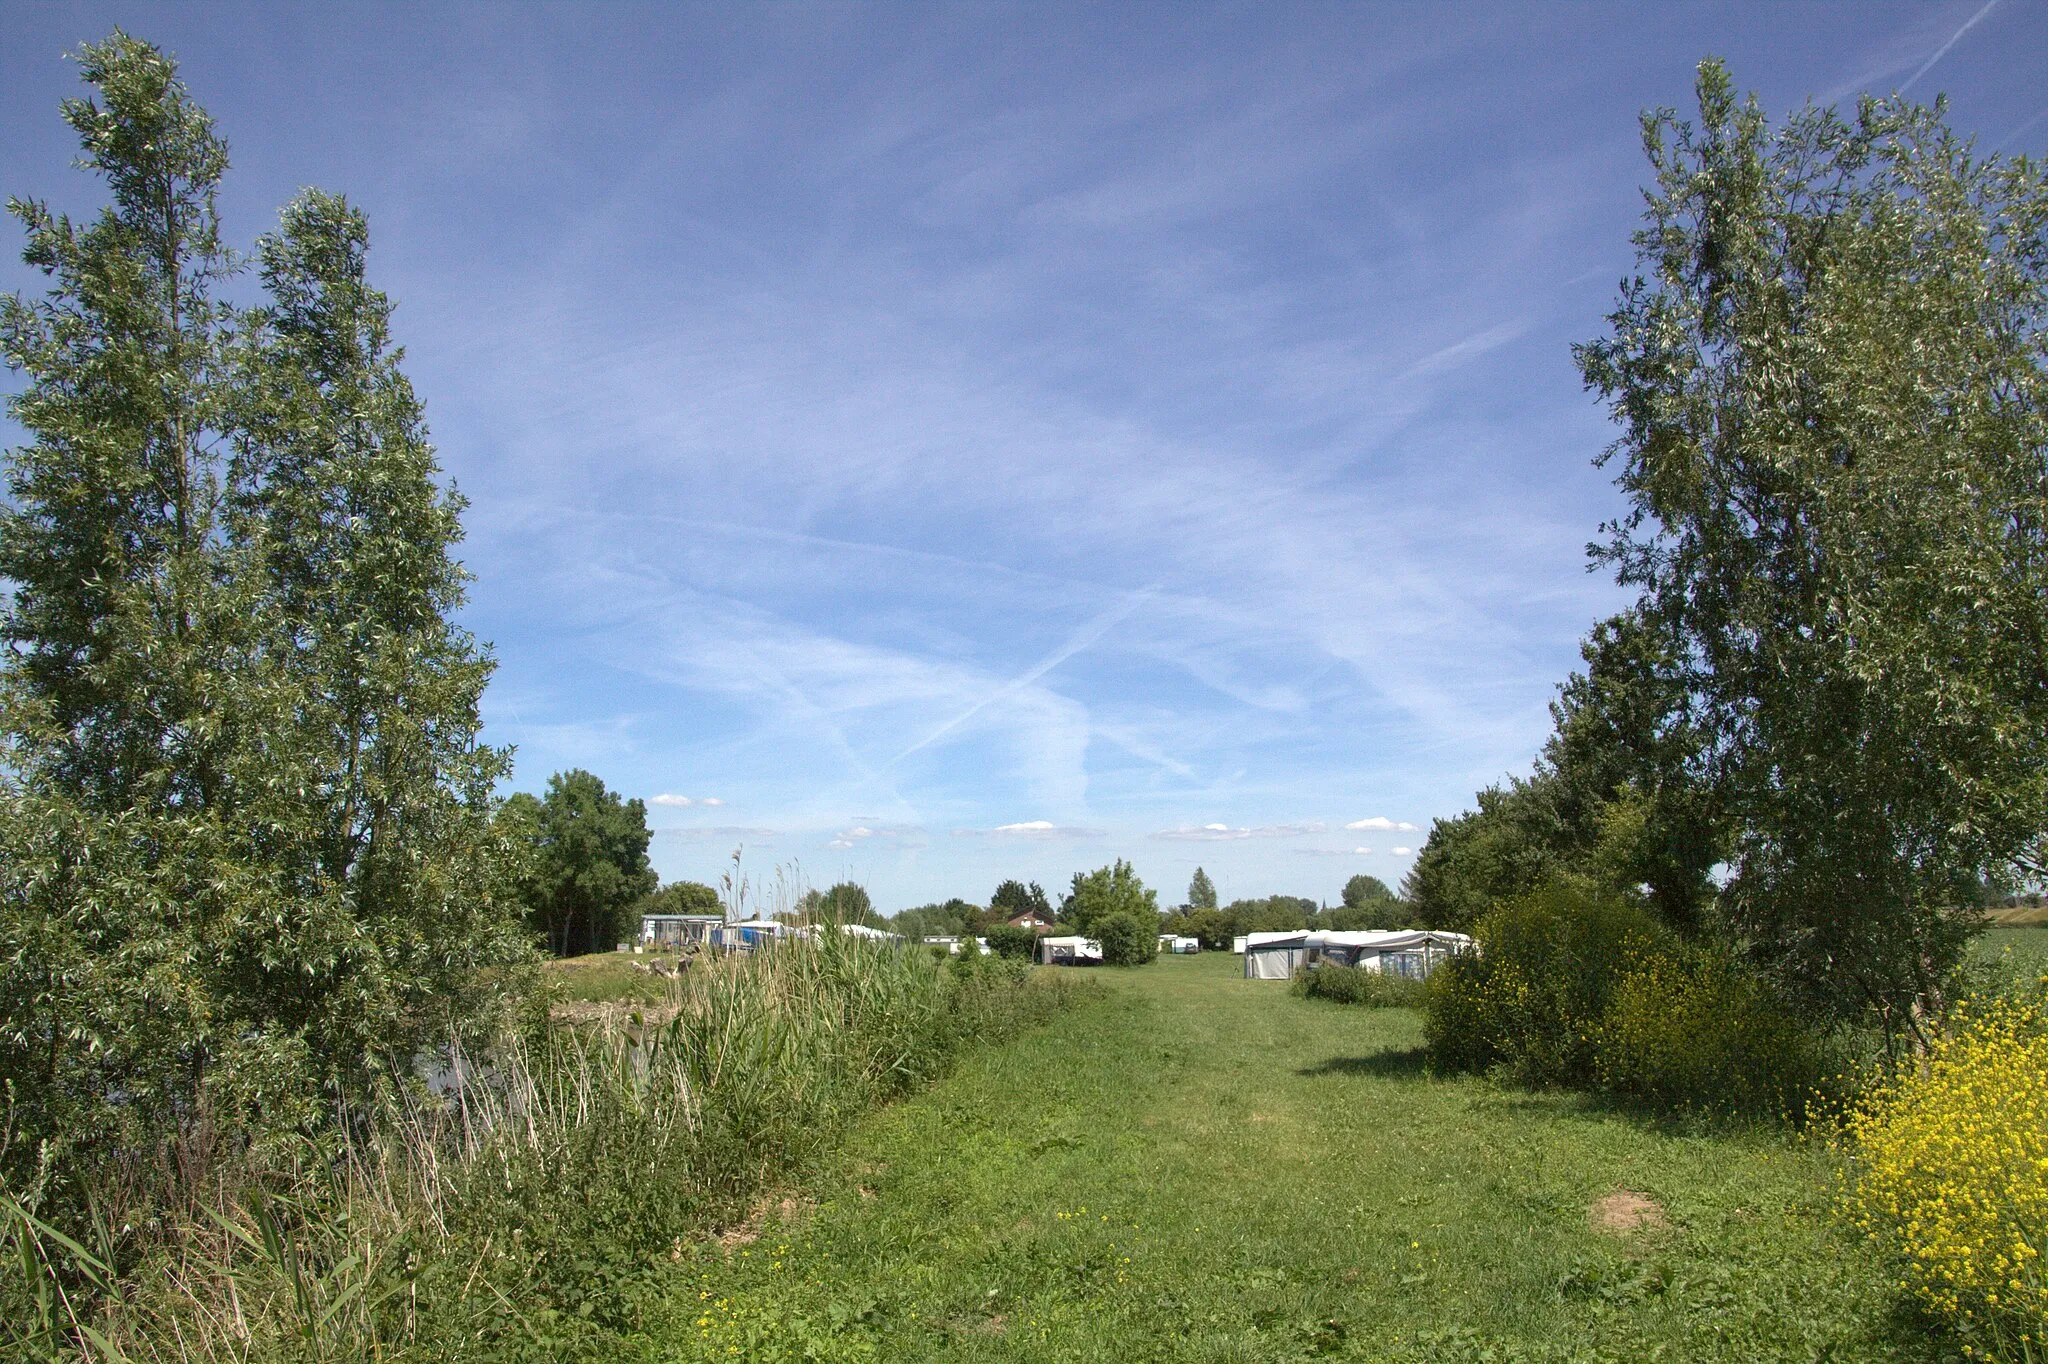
[
  {"x1": 651, "y1": 793, "x2": 725, "y2": 807},
  {"x1": 654, "y1": 825, "x2": 776, "y2": 843},
  {"x1": 1152, "y1": 822, "x2": 1326, "y2": 843},
  {"x1": 1297, "y1": 846, "x2": 1375, "y2": 857},
  {"x1": 1346, "y1": 817, "x2": 1418, "y2": 833}
]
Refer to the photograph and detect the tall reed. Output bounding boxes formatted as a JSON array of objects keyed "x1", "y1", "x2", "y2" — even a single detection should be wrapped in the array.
[{"x1": 3, "y1": 934, "x2": 1083, "y2": 1361}]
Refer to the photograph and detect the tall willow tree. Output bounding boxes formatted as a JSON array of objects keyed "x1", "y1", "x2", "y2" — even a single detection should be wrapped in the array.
[
  {"x1": 1577, "y1": 60, "x2": 2048, "y2": 1044},
  {"x1": 0, "y1": 33, "x2": 524, "y2": 1186}
]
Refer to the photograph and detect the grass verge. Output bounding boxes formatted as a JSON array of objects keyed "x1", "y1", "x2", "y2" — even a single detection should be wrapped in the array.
[{"x1": 659, "y1": 953, "x2": 1940, "y2": 1362}]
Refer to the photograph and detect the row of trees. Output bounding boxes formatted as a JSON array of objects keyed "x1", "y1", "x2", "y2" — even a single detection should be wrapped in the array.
[{"x1": 1408, "y1": 61, "x2": 2048, "y2": 1050}]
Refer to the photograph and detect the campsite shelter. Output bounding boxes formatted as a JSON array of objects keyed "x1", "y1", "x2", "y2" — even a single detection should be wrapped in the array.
[
  {"x1": 1157, "y1": 935, "x2": 1200, "y2": 954},
  {"x1": 640, "y1": 914, "x2": 722, "y2": 948},
  {"x1": 1308, "y1": 929, "x2": 1472, "y2": 977},
  {"x1": 1241, "y1": 931, "x2": 1311, "y2": 979},
  {"x1": 716, "y1": 918, "x2": 793, "y2": 951},
  {"x1": 1243, "y1": 929, "x2": 1474, "y2": 980},
  {"x1": 1037, "y1": 934, "x2": 1102, "y2": 966}
]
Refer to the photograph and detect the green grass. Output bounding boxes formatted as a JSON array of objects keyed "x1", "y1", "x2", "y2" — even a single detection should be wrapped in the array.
[
  {"x1": 540, "y1": 948, "x2": 683, "y2": 1004},
  {"x1": 1975, "y1": 924, "x2": 2048, "y2": 975},
  {"x1": 643, "y1": 953, "x2": 1936, "y2": 1362}
]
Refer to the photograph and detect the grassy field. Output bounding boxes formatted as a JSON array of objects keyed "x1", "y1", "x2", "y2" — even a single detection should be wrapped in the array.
[
  {"x1": 1976, "y1": 924, "x2": 2048, "y2": 975},
  {"x1": 642, "y1": 952, "x2": 1938, "y2": 1362}
]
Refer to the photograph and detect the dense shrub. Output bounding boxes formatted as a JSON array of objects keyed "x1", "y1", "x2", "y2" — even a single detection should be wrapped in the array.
[
  {"x1": 1847, "y1": 977, "x2": 2048, "y2": 1360},
  {"x1": 1592, "y1": 940, "x2": 1828, "y2": 1117},
  {"x1": 1422, "y1": 876, "x2": 1830, "y2": 1116},
  {"x1": 1423, "y1": 878, "x2": 1659, "y2": 1085},
  {"x1": 1096, "y1": 912, "x2": 1157, "y2": 967},
  {"x1": 1292, "y1": 963, "x2": 1427, "y2": 1008},
  {"x1": 985, "y1": 923, "x2": 1037, "y2": 959}
]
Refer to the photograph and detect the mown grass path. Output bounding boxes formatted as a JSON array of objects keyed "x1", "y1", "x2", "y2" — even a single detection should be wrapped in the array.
[{"x1": 649, "y1": 954, "x2": 1936, "y2": 1362}]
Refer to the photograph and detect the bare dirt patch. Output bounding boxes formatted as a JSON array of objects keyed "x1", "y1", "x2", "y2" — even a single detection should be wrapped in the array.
[
  {"x1": 716, "y1": 1195, "x2": 812, "y2": 1251},
  {"x1": 1590, "y1": 1189, "x2": 1668, "y2": 1236}
]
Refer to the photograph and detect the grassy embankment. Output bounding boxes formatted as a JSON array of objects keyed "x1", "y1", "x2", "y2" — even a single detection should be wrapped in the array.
[{"x1": 644, "y1": 950, "x2": 1956, "y2": 1363}]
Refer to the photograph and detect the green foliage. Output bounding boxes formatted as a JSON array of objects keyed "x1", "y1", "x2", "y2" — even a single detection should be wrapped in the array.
[
  {"x1": 1341, "y1": 874, "x2": 1394, "y2": 909},
  {"x1": 1160, "y1": 906, "x2": 1233, "y2": 949},
  {"x1": 501, "y1": 770, "x2": 656, "y2": 956},
  {"x1": 1426, "y1": 876, "x2": 1828, "y2": 1117},
  {"x1": 639, "y1": 879, "x2": 721, "y2": 917},
  {"x1": 1187, "y1": 866, "x2": 1218, "y2": 911},
  {"x1": 1291, "y1": 963, "x2": 1425, "y2": 1008},
  {"x1": 890, "y1": 898, "x2": 982, "y2": 939},
  {"x1": 1062, "y1": 860, "x2": 1158, "y2": 935},
  {"x1": 0, "y1": 33, "x2": 525, "y2": 1199},
  {"x1": 1577, "y1": 60, "x2": 2048, "y2": 1038},
  {"x1": 8, "y1": 934, "x2": 1090, "y2": 1358},
  {"x1": 1221, "y1": 894, "x2": 1316, "y2": 933},
  {"x1": 1401, "y1": 781, "x2": 1576, "y2": 932},
  {"x1": 990, "y1": 878, "x2": 1051, "y2": 921},
  {"x1": 1321, "y1": 897, "x2": 1408, "y2": 931},
  {"x1": 1094, "y1": 912, "x2": 1157, "y2": 967},
  {"x1": 815, "y1": 881, "x2": 881, "y2": 927},
  {"x1": 1592, "y1": 941, "x2": 1829, "y2": 1118},
  {"x1": 1423, "y1": 878, "x2": 1665, "y2": 1086},
  {"x1": 984, "y1": 923, "x2": 1038, "y2": 959}
]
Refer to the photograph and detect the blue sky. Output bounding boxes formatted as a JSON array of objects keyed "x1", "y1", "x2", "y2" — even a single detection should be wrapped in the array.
[{"x1": 4, "y1": 3, "x2": 2044, "y2": 912}]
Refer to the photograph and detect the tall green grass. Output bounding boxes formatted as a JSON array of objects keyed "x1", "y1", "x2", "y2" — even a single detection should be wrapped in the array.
[{"x1": 1, "y1": 934, "x2": 1086, "y2": 1361}]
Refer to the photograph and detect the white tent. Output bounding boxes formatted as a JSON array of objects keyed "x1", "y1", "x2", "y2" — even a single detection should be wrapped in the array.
[
  {"x1": 1305, "y1": 930, "x2": 1472, "y2": 978},
  {"x1": 1038, "y1": 934, "x2": 1102, "y2": 965},
  {"x1": 1242, "y1": 931, "x2": 1310, "y2": 979},
  {"x1": 837, "y1": 923, "x2": 900, "y2": 942},
  {"x1": 1242, "y1": 929, "x2": 1474, "y2": 980}
]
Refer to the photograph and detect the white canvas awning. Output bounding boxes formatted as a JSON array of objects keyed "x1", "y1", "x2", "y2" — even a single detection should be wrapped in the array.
[
  {"x1": 1243, "y1": 931, "x2": 1309, "y2": 979},
  {"x1": 1038, "y1": 934, "x2": 1102, "y2": 965}
]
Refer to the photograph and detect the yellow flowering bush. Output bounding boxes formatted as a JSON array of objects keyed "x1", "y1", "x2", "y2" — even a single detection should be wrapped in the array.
[
  {"x1": 1594, "y1": 941, "x2": 1826, "y2": 1118},
  {"x1": 1847, "y1": 979, "x2": 2048, "y2": 1360}
]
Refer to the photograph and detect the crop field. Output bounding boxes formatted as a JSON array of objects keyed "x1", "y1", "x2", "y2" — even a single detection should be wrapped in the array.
[{"x1": 647, "y1": 953, "x2": 1937, "y2": 1362}]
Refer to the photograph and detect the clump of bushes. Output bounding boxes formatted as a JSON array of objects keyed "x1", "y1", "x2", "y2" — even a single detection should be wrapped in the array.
[
  {"x1": 1846, "y1": 977, "x2": 2048, "y2": 1360},
  {"x1": 1292, "y1": 963, "x2": 1427, "y2": 1008},
  {"x1": 1424, "y1": 876, "x2": 1826, "y2": 1115},
  {"x1": 985, "y1": 923, "x2": 1038, "y2": 959},
  {"x1": 1096, "y1": 912, "x2": 1157, "y2": 967}
]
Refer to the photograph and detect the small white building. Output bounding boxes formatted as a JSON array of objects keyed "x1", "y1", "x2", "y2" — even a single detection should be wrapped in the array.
[{"x1": 1157, "y1": 934, "x2": 1200, "y2": 954}]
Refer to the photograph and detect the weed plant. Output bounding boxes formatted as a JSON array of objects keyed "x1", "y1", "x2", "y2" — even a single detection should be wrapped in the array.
[{"x1": 0, "y1": 934, "x2": 1086, "y2": 1361}]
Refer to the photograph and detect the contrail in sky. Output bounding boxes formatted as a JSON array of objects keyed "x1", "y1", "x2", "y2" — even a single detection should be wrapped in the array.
[
  {"x1": 1900, "y1": 0, "x2": 1997, "y2": 94},
  {"x1": 892, "y1": 587, "x2": 1160, "y2": 763}
]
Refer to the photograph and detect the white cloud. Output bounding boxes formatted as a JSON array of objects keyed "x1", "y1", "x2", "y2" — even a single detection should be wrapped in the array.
[
  {"x1": 1346, "y1": 816, "x2": 1418, "y2": 832},
  {"x1": 1152, "y1": 821, "x2": 1325, "y2": 842},
  {"x1": 1296, "y1": 845, "x2": 1374, "y2": 857},
  {"x1": 1390, "y1": 846, "x2": 1412, "y2": 856},
  {"x1": 954, "y1": 821, "x2": 1102, "y2": 839},
  {"x1": 827, "y1": 823, "x2": 927, "y2": 850},
  {"x1": 651, "y1": 793, "x2": 725, "y2": 807}
]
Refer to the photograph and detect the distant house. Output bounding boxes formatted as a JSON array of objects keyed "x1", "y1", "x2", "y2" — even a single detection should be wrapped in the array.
[
  {"x1": 640, "y1": 914, "x2": 722, "y2": 949},
  {"x1": 1006, "y1": 910, "x2": 1055, "y2": 932}
]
